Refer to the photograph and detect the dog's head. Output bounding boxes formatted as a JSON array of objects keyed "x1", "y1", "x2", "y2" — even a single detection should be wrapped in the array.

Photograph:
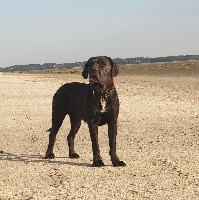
[{"x1": 82, "y1": 56, "x2": 119, "y2": 91}]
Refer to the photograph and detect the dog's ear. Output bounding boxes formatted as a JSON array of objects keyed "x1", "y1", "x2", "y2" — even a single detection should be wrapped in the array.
[
  {"x1": 108, "y1": 57, "x2": 119, "y2": 77},
  {"x1": 82, "y1": 61, "x2": 89, "y2": 79}
]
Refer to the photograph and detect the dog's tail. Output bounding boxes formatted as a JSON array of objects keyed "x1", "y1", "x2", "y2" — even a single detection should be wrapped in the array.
[{"x1": 46, "y1": 128, "x2": 52, "y2": 132}]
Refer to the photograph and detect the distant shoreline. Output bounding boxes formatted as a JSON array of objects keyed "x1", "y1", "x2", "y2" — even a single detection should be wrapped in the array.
[
  {"x1": 2, "y1": 61, "x2": 199, "y2": 78},
  {"x1": 1, "y1": 55, "x2": 199, "y2": 72}
]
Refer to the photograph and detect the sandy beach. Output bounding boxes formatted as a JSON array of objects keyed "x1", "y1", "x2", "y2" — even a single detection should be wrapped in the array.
[{"x1": 0, "y1": 62, "x2": 199, "y2": 199}]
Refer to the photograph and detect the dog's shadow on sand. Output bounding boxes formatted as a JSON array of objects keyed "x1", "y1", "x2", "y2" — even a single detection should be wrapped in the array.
[{"x1": 0, "y1": 151, "x2": 92, "y2": 167}]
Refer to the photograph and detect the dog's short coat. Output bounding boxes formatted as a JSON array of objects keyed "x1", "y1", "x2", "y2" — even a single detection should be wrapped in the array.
[{"x1": 45, "y1": 56, "x2": 126, "y2": 167}]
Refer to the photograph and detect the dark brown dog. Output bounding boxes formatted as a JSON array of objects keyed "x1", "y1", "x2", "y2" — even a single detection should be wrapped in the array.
[{"x1": 45, "y1": 56, "x2": 126, "y2": 167}]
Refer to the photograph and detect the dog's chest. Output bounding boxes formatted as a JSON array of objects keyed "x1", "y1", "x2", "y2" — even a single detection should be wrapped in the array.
[{"x1": 100, "y1": 97, "x2": 107, "y2": 113}]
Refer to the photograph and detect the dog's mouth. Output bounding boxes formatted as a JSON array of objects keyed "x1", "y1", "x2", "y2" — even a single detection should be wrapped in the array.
[
  {"x1": 89, "y1": 79, "x2": 106, "y2": 90},
  {"x1": 89, "y1": 77, "x2": 100, "y2": 85},
  {"x1": 89, "y1": 79, "x2": 114, "y2": 97}
]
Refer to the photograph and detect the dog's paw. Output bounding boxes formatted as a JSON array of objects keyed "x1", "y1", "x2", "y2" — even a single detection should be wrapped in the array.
[
  {"x1": 92, "y1": 159, "x2": 105, "y2": 167},
  {"x1": 69, "y1": 153, "x2": 80, "y2": 159},
  {"x1": 112, "y1": 160, "x2": 126, "y2": 167},
  {"x1": 44, "y1": 153, "x2": 55, "y2": 159}
]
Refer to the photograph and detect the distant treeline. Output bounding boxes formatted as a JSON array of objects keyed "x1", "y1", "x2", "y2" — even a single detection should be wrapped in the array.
[{"x1": 1, "y1": 55, "x2": 199, "y2": 72}]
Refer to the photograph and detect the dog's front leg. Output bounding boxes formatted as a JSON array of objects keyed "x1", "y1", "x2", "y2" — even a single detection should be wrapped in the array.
[
  {"x1": 88, "y1": 122, "x2": 104, "y2": 167},
  {"x1": 108, "y1": 120, "x2": 126, "y2": 167}
]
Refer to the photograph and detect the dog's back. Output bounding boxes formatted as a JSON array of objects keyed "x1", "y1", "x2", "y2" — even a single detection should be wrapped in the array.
[{"x1": 52, "y1": 82, "x2": 88, "y2": 120}]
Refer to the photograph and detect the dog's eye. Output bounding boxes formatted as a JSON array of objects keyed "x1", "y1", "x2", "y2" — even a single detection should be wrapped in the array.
[{"x1": 102, "y1": 63, "x2": 107, "y2": 66}]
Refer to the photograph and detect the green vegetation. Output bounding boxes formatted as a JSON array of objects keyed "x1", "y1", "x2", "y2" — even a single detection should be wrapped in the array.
[{"x1": 1, "y1": 55, "x2": 199, "y2": 72}]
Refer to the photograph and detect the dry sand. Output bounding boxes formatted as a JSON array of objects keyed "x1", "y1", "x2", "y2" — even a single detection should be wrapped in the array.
[{"x1": 0, "y1": 63, "x2": 199, "y2": 199}]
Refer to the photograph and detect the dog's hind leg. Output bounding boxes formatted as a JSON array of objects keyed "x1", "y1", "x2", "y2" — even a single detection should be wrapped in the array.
[
  {"x1": 45, "y1": 107, "x2": 66, "y2": 159},
  {"x1": 67, "y1": 115, "x2": 81, "y2": 158}
]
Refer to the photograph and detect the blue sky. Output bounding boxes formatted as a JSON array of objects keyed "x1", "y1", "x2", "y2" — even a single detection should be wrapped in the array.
[{"x1": 0, "y1": 0, "x2": 199, "y2": 67}]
